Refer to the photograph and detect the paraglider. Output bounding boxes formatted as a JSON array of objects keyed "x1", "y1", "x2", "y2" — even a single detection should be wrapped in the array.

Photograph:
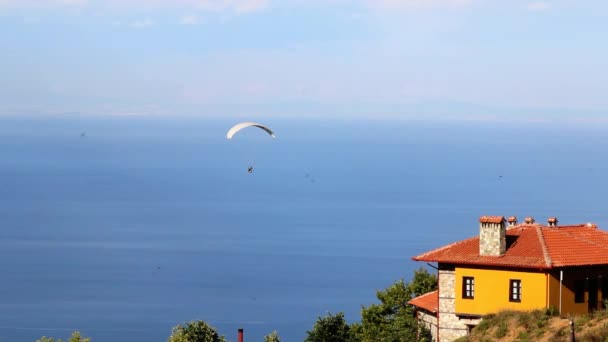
[
  {"x1": 226, "y1": 122, "x2": 275, "y2": 173},
  {"x1": 226, "y1": 122, "x2": 276, "y2": 140}
]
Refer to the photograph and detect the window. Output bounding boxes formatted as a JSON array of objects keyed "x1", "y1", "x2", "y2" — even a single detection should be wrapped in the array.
[
  {"x1": 509, "y1": 279, "x2": 522, "y2": 302},
  {"x1": 463, "y1": 277, "x2": 475, "y2": 299},
  {"x1": 575, "y1": 280, "x2": 585, "y2": 303}
]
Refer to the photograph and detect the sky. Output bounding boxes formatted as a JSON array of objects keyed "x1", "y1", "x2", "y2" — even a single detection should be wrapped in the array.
[{"x1": 1, "y1": 0, "x2": 607, "y2": 120}]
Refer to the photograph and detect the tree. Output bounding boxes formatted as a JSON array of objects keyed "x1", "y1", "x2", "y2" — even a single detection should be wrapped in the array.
[
  {"x1": 37, "y1": 331, "x2": 91, "y2": 342},
  {"x1": 408, "y1": 267, "x2": 438, "y2": 298},
  {"x1": 352, "y1": 268, "x2": 437, "y2": 342},
  {"x1": 348, "y1": 323, "x2": 363, "y2": 341},
  {"x1": 167, "y1": 320, "x2": 227, "y2": 342},
  {"x1": 305, "y1": 312, "x2": 352, "y2": 342},
  {"x1": 264, "y1": 330, "x2": 281, "y2": 342}
]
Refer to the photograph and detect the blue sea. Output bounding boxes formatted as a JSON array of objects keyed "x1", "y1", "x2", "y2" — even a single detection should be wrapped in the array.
[{"x1": 0, "y1": 116, "x2": 606, "y2": 342}]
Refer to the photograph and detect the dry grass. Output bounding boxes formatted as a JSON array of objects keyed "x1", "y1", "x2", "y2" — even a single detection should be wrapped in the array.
[{"x1": 455, "y1": 308, "x2": 608, "y2": 342}]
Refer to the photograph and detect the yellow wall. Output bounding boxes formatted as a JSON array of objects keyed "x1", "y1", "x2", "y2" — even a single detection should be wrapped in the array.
[
  {"x1": 455, "y1": 267, "x2": 547, "y2": 315},
  {"x1": 547, "y1": 272, "x2": 562, "y2": 312}
]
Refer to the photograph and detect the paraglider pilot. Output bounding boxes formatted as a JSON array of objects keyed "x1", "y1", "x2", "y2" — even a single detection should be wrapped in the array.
[{"x1": 226, "y1": 122, "x2": 274, "y2": 175}]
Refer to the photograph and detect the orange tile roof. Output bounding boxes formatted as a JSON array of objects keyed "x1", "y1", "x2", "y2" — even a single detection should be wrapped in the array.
[
  {"x1": 408, "y1": 290, "x2": 438, "y2": 314},
  {"x1": 479, "y1": 216, "x2": 505, "y2": 223},
  {"x1": 413, "y1": 223, "x2": 608, "y2": 269}
]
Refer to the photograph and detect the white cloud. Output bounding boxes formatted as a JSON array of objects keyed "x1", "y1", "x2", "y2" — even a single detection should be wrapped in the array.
[
  {"x1": 527, "y1": 1, "x2": 551, "y2": 11},
  {"x1": 0, "y1": 0, "x2": 270, "y2": 14},
  {"x1": 362, "y1": 0, "x2": 473, "y2": 10},
  {"x1": 180, "y1": 14, "x2": 200, "y2": 25},
  {"x1": 106, "y1": 111, "x2": 148, "y2": 116},
  {"x1": 172, "y1": 0, "x2": 270, "y2": 14},
  {"x1": 0, "y1": 0, "x2": 86, "y2": 8},
  {"x1": 0, "y1": 0, "x2": 477, "y2": 17},
  {"x1": 60, "y1": 0, "x2": 87, "y2": 5},
  {"x1": 233, "y1": 0, "x2": 270, "y2": 14},
  {"x1": 130, "y1": 18, "x2": 154, "y2": 28}
]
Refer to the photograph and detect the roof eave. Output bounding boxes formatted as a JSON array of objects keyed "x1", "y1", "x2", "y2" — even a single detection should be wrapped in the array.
[
  {"x1": 552, "y1": 262, "x2": 608, "y2": 268},
  {"x1": 412, "y1": 258, "x2": 553, "y2": 270}
]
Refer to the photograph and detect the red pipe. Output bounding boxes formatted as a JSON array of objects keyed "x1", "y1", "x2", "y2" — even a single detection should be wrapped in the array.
[{"x1": 238, "y1": 328, "x2": 244, "y2": 342}]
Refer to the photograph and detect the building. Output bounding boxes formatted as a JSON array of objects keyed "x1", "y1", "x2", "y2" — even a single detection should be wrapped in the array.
[{"x1": 408, "y1": 215, "x2": 608, "y2": 342}]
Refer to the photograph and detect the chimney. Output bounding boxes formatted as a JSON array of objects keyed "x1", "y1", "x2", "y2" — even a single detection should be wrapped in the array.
[
  {"x1": 524, "y1": 217, "x2": 535, "y2": 224},
  {"x1": 238, "y1": 328, "x2": 244, "y2": 342},
  {"x1": 507, "y1": 216, "x2": 518, "y2": 227},
  {"x1": 479, "y1": 216, "x2": 506, "y2": 256},
  {"x1": 547, "y1": 217, "x2": 558, "y2": 227}
]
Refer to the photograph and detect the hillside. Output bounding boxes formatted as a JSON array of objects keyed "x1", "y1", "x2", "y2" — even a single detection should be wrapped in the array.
[{"x1": 454, "y1": 309, "x2": 608, "y2": 342}]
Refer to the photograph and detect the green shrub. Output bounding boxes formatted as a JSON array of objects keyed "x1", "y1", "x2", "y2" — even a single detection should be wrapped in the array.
[
  {"x1": 496, "y1": 310, "x2": 517, "y2": 320},
  {"x1": 494, "y1": 321, "x2": 508, "y2": 338},
  {"x1": 549, "y1": 326, "x2": 570, "y2": 342},
  {"x1": 37, "y1": 331, "x2": 90, "y2": 342},
  {"x1": 536, "y1": 314, "x2": 549, "y2": 329},
  {"x1": 515, "y1": 330, "x2": 530, "y2": 342},
  {"x1": 304, "y1": 312, "x2": 351, "y2": 342},
  {"x1": 264, "y1": 330, "x2": 281, "y2": 342},
  {"x1": 545, "y1": 306, "x2": 559, "y2": 317},
  {"x1": 595, "y1": 305, "x2": 608, "y2": 319},
  {"x1": 576, "y1": 315, "x2": 592, "y2": 331},
  {"x1": 483, "y1": 313, "x2": 497, "y2": 320},
  {"x1": 476, "y1": 316, "x2": 495, "y2": 332},
  {"x1": 517, "y1": 312, "x2": 532, "y2": 330},
  {"x1": 577, "y1": 322, "x2": 608, "y2": 342},
  {"x1": 167, "y1": 320, "x2": 227, "y2": 342},
  {"x1": 553, "y1": 326, "x2": 567, "y2": 337}
]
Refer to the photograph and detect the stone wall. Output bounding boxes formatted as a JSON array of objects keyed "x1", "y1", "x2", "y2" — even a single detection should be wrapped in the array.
[
  {"x1": 416, "y1": 310, "x2": 438, "y2": 342},
  {"x1": 438, "y1": 265, "x2": 471, "y2": 342},
  {"x1": 479, "y1": 222, "x2": 506, "y2": 256}
]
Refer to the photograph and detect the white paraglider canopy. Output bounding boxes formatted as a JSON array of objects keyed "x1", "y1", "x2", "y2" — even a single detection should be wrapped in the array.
[{"x1": 226, "y1": 122, "x2": 276, "y2": 140}]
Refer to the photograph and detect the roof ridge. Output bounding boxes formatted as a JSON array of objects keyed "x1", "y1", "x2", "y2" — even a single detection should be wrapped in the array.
[{"x1": 536, "y1": 226, "x2": 552, "y2": 267}]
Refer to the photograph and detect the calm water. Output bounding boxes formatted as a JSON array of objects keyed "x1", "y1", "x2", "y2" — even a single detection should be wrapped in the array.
[{"x1": 0, "y1": 116, "x2": 606, "y2": 341}]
